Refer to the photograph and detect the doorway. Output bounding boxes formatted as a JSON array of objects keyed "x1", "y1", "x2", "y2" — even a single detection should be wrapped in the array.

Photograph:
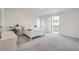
[
  {"x1": 39, "y1": 16, "x2": 59, "y2": 34},
  {"x1": 52, "y1": 16, "x2": 59, "y2": 34}
]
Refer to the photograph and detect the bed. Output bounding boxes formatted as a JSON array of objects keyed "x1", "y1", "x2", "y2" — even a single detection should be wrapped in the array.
[{"x1": 23, "y1": 27, "x2": 45, "y2": 40}]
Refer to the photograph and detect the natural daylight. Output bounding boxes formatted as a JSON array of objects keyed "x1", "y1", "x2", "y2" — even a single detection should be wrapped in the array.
[{"x1": 0, "y1": 8, "x2": 79, "y2": 51}]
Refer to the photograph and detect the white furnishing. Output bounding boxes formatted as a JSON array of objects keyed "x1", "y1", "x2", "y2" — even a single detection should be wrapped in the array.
[
  {"x1": 16, "y1": 26, "x2": 23, "y2": 36},
  {"x1": 0, "y1": 31, "x2": 17, "y2": 51},
  {"x1": 23, "y1": 27, "x2": 45, "y2": 40}
]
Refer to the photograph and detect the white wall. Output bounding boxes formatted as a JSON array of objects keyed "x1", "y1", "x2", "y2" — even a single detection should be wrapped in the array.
[
  {"x1": 4, "y1": 8, "x2": 37, "y2": 30},
  {"x1": 0, "y1": 9, "x2": 2, "y2": 26},
  {"x1": 58, "y1": 9, "x2": 79, "y2": 38},
  {"x1": 3, "y1": 8, "x2": 79, "y2": 38}
]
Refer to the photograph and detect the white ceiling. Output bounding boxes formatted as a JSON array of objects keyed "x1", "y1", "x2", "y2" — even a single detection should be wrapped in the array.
[
  {"x1": 5, "y1": 8, "x2": 73, "y2": 16},
  {"x1": 22, "y1": 8, "x2": 69, "y2": 16}
]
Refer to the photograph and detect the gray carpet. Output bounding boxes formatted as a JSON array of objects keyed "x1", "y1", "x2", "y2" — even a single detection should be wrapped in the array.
[{"x1": 17, "y1": 34, "x2": 79, "y2": 51}]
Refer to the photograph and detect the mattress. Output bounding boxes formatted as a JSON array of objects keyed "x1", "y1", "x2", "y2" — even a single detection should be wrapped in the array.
[{"x1": 23, "y1": 28, "x2": 44, "y2": 38}]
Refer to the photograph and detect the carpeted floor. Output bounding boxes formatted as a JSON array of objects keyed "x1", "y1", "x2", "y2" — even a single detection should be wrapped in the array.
[{"x1": 17, "y1": 34, "x2": 79, "y2": 51}]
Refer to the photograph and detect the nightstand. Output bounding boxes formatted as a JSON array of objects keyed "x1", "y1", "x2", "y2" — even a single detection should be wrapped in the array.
[{"x1": 16, "y1": 27, "x2": 23, "y2": 36}]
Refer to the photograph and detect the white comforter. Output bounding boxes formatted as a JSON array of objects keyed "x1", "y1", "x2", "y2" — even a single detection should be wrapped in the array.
[{"x1": 23, "y1": 28, "x2": 44, "y2": 38}]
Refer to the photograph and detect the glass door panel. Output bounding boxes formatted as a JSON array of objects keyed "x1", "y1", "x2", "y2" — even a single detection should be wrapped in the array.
[{"x1": 52, "y1": 16, "x2": 59, "y2": 34}]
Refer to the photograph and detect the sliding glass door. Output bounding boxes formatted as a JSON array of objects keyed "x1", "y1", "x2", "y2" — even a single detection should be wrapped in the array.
[
  {"x1": 38, "y1": 16, "x2": 59, "y2": 34},
  {"x1": 52, "y1": 16, "x2": 59, "y2": 34}
]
